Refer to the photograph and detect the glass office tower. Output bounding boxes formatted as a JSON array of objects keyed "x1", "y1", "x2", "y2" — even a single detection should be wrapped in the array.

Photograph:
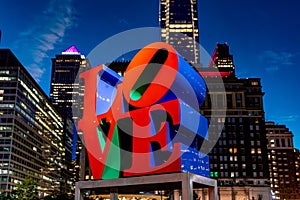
[
  {"x1": 160, "y1": 0, "x2": 200, "y2": 65},
  {"x1": 0, "y1": 49, "x2": 72, "y2": 196}
]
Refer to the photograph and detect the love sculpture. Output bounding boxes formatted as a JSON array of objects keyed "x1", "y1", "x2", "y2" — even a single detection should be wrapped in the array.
[{"x1": 78, "y1": 42, "x2": 210, "y2": 180}]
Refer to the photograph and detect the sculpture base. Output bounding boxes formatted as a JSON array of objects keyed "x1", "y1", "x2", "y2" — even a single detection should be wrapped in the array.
[{"x1": 75, "y1": 172, "x2": 218, "y2": 200}]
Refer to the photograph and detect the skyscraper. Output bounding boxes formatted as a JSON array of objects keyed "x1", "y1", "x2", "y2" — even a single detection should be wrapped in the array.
[
  {"x1": 50, "y1": 46, "x2": 89, "y2": 182},
  {"x1": 0, "y1": 49, "x2": 72, "y2": 196},
  {"x1": 160, "y1": 0, "x2": 200, "y2": 65},
  {"x1": 50, "y1": 45, "x2": 87, "y2": 121}
]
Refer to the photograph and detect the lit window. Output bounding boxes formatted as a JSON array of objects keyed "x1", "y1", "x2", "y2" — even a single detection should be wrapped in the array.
[{"x1": 257, "y1": 148, "x2": 262, "y2": 154}]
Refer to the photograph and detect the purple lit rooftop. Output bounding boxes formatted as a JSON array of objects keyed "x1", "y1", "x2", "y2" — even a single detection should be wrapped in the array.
[{"x1": 62, "y1": 45, "x2": 81, "y2": 55}]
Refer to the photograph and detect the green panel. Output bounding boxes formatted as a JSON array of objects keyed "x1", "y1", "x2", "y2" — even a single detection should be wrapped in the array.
[
  {"x1": 102, "y1": 125, "x2": 121, "y2": 179},
  {"x1": 130, "y1": 84, "x2": 149, "y2": 101},
  {"x1": 130, "y1": 90, "x2": 142, "y2": 101},
  {"x1": 97, "y1": 127, "x2": 106, "y2": 153}
]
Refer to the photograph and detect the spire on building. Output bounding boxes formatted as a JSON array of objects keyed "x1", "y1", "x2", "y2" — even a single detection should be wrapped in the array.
[{"x1": 62, "y1": 45, "x2": 81, "y2": 55}]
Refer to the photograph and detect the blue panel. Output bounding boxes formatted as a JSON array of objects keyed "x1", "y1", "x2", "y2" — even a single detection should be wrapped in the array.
[
  {"x1": 71, "y1": 124, "x2": 77, "y2": 161},
  {"x1": 156, "y1": 53, "x2": 206, "y2": 110},
  {"x1": 96, "y1": 66, "x2": 123, "y2": 115},
  {"x1": 147, "y1": 99, "x2": 209, "y2": 171},
  {"x1": 179, "y1": 100, "x2": 208, "y2": 140},
  {"x1": 180, "y1": 144, "x2": 210, "y2": 177},
  {"x1": 100, "y1": 65, "x2": 123, "y2": 86},
  {"x1": 172, "y1": 55, "x2": 206, "y2": 109}
]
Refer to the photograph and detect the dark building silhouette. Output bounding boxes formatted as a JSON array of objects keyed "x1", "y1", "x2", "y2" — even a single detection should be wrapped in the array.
[
  {"x1": 0, "y1": 49, "x2": 72, "y2": 196},
  {"x1": 160, "y1": 0, "x2": 200, "y2": 65},
  {"x1": 208, "y1": 43, "x2": 235, "y2": 74},
  {"x1": 197, "y1": 43, "x2": 271, "y2": 199},
  {"x1": 106, "y1": 61, "x2": 130, "y2": 76},
  {"x1": 266, "y1": 122, "x2": 300, "y2": 199}
]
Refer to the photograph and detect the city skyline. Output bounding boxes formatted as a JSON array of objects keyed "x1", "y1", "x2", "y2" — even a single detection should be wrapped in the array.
[{"x1": 0, "y1": 0, "x2": 300, "y2": 149}]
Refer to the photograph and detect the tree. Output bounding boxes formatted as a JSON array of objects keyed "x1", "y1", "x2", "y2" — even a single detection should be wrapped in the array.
[
  {"x1": 0, "y1": 192, "x2": 12, "y2": 200},
  {"x1": 13, "y1": 177, "x2": 38, "y2": 200}
]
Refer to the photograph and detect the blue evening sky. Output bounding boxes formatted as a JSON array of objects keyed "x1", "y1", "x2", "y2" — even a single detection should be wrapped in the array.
[{"x1": 1, "y1": 0, "x2": 300, "y2": 148}]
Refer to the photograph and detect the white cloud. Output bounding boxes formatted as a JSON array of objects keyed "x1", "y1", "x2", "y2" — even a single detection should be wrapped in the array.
[
  {"x1": 28, "y1": 63, "x2": 46, "y2": 82},
  {"x1": 265, "y1": 66, "x2": 279, "y2": 72},
  {"x1": 13, "y1": 0, "x2": 76, "y2": 82},
  {"x1": 260, "y1": 50, "x2": 296, "y2": 72}
]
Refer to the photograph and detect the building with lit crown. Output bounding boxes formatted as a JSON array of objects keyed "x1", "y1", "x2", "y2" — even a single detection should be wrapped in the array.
[
  {"x1": 160, "y1": 0, "x2": 200, "y2": 65},
  {"x1": 50, "y1": 46, "x2": 89, "y2": 182},
  {"x1": 50, "y1": 45, "x2": 87, "y2": 121},
  {"x1": 208, "y1": 43, "x2": 235, "y2": 74},
  {"x1": 0, "y1": 49, "x2": 72, "y2": 196}
]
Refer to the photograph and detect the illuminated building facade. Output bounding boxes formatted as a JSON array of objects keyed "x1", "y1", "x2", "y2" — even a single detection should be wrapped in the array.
[
  {"x1": 266, "y1": 122, "x2": 300, "y2": 199},
  {"x1": 50, "y1": 46, "x2": 88, "y2": 182},
  {"x1": 159, "y1": 0, "x2": 200, "y2": 65},
  {"x1": 0, "y1": 49, "x2": 71, "y2": 196},
  {"x1": 198, "y1": 43, "x2": 271, "y2": 200},
  {"x1": 50, "y1": 45, "x2": 87, "y2": 121}
]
